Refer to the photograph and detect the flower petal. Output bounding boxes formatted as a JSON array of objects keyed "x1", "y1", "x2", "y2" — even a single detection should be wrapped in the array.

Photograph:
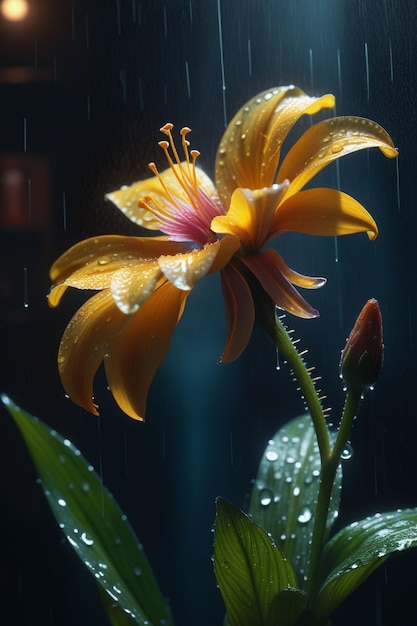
[
  {"x1": 106, "y1": 165, "x2": 220, "y2": 229},
  {"x1": 104, "y1": 281, "x2": 188, "y2": 421},
  {"x1": 110, "y1": 262, "x2": 163, "y2": 313},
  {"x1": 48, "y1": 235, "x2": 186, "y2": 307},
  {"x1": 57, "y1": 291, "x2": 129, "y2": 416},
  {"x1": 215, "y1": 85, "x2": 335, "y2": 204},
  {"x1": 220, "y1": 263, "x2": 255, "y2": 363},
  {"x1": 278, "y1": 260, "x2": 326, "y2": 290},
  {"x1": 209, "y1": 234, "x2": 241, "y2": 273},
  {"x1": 212, "y1": 183, "x2": 289, "y2": 252},
  {"x1": 272, "y1": 188, "x2": 378, "y2": 240},
  {"x1": 158, "y1": 240, "x2": 221, "y2": 290},
  {"x1": 278, "y1": 116, "x2": 398, "y2": 198},
  {"x1": 241, "y1": 249, "x2": 320, "y2": 318}
]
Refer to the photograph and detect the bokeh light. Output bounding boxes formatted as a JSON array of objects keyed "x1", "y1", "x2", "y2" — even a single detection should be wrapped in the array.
[{"x1": 0, "y1": 0, "x2": 29, "y2": 22}]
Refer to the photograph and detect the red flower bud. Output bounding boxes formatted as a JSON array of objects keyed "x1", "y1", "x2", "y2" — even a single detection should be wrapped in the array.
[{"x1": 340, "y1": 298, "x2": 384, "y2": 393}]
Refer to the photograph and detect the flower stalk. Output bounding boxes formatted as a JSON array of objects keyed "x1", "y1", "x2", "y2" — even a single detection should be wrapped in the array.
[{"x1": 255, "y1": 290, "x2": 383, "y2": 601}]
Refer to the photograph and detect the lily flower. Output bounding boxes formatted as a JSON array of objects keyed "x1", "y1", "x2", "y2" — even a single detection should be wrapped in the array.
[{"x1": 49, "y1": 85, "x2": 397, "y2": 421}]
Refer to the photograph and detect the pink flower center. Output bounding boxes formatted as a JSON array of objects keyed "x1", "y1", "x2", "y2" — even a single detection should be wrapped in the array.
[{"x1": 139, "y1": 124, "x2": 225, "y2": 246}]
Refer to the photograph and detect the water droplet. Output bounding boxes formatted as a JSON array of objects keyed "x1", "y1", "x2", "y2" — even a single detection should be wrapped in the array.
[
  {"x1": 133, "y1": 566, "x2": 142, "y2": 576},
  {"x1": 265, "y1": 449, "x2": 279, "y2": 462},
  {"x1": 297, "y1": 507, "x2": 313, "y2": 525},
  {"x1": 57, "y1": 498, "x2": 67, "y2": 507},
  {"x1": 341, "y1": 444, "x2": 353, "y2": 460},
  {"x1": 259, "y1": 488, "x2": 273, "y2": 507},
  {"x1": 330, "y1": 143, "x2": 343, "y2": 154},
  {"x1": 82, "y1": 482, "x2": 90, "y2": 492},
  {"x1": 81, "y1": 532, "x2": 94, "y2": 546},
  {"x1": 67, "y1": 536, "x2": 78, "y2": 548}
]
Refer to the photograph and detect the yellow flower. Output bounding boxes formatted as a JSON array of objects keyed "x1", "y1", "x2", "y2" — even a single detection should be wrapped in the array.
[
  {"x1": 49, "y1": 85, "x2": 397, "y2": 421},
  {"x1": 210, "y1": 85, "x2": 397, "y2": 360}
]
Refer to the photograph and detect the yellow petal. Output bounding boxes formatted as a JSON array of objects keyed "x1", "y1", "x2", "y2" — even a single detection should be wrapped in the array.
[
  {"x1": 215, "y1": 85, "x2": 335, "y2": 204},
  {"x1": 208, "y1": 234, "x2": 241, "y2": 273},
  {"x1": 49, "y1": 235, "x2": 186, "y2": 307},
  {"x1": 212, "y1": 183, "x2": 289, "y2": 251},
  {"x1": 241, "y1": 250, "x2": 319, "y2": 318},
  {"x1": 106, "y1": 165, "x2": 220, "y2": 229},
  {"x1": 158, "y1": 241, "x2": 221, "y2": 290},
  {"x1": 279, "y1": 116, "x2": 398, "y2": 198},
  {"x1": 57, "y1": 290, "x2": 129, "y2": 416},
  {"x1": 220, "y1": 263, "x2": 255, "y2": 363},
  {"x1": 272, "y1": 188, "x2": 378, "y2": 240},
  {"x1": 105, "y1": 281, "x2": 188, "y2": 421},
  {"x1": 110, "y1": 262, "x2": 162, "y2": 313}
]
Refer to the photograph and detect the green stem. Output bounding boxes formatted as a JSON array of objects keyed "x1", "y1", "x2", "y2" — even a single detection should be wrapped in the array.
[
  {"x1": 251, "y1": 281, "x2": 362, "y2": 600},
  {"x1": 271, "y1": 312, "x2": 331, "y2": 463},
  {"x1": 331, "y1": 388, "x2": 362, "y2": 463},
  {"x1": 306, "y1": 388, "x2": 362, "y2": 598}
]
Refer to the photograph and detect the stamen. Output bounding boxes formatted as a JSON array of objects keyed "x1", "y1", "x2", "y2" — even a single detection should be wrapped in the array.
[
  {"x1": 147, "y1": 162, "x2": 177, "y2": 207},
  {"x1": 160, "y1": 123, "x2": 182, "y2": 166},
  {"x1": 180, "y1": 126, "x2": 192, "y2": 166},
  {"x1": 190, "y1": 149, "x2": 200, "y2": 188},
  {"x1": 153, "y1": 124, "x2": 201, "y2": 206},
  {"x1": 139, "y1": 123, "x2": 224, "y2": 245}
]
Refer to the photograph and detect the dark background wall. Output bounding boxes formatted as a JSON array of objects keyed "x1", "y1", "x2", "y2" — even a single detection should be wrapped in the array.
[{"x1": 0, "y1": 0, "x2": 416, "y2": 624}]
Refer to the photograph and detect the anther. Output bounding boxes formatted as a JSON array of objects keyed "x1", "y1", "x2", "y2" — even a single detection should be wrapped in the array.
[{"x1": 160, "y1": 122, "x2": 174, "y2": 134}]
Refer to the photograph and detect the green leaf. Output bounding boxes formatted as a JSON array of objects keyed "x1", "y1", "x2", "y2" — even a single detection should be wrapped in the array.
[
  {"x1": 213, "y1": 497, "x2": 300, "y2": 626},
  {"x1": 248, "y1": 414, "x2": 342, "y2": 586},
  {"x1": 2, "y1": 395, "x2": 174, "y2": 626},
  {"x1": 267, "y1": 587, "x2": 309, "y2": 626},
  {"x1": 98, "y1": 585, "x2": 138, "y2": 626},
  {"x1": 312, "y1": 508, "x2": 417, "y2": 625}
]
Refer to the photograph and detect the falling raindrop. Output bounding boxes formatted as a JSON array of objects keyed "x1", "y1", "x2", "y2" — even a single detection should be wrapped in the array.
[
  {"x1": 309, "y1": 48, "x2": 314, "y2": 93},
  {"x1": 185, "y1": 61, "x2": 191, "y2": 98},
  {"x1": 23, "y1": 267, "x2": 29, "y2": 308},
  {"x1": 364, "y1": 42, "x2": 370, "y2": 103},
  {"x1": 275, "y1": 347, "x2": 280, "y2": 371},
  {"x1": 247, "y1": 39, "x2": 252, "y2": 76},
  {"x1": 216, "y1": 0, "x2": 227, "y2": 127},
  {"x1": 337, "y1": 48, "x2": 342, "y2": 97},
  {"x1": 115, "y1": 0, "x2": 121, "y2": 35}
]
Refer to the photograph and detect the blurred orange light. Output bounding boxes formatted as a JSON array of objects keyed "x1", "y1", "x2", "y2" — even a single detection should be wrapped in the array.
[{"x1": 0, "y1": 0, "x2": 29, "y2": 22}]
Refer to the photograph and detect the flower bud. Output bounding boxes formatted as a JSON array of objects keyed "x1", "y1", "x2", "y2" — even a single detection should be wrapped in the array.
[{"x1": 340, "y1": 298, "x2": 383, "y2": 393}]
